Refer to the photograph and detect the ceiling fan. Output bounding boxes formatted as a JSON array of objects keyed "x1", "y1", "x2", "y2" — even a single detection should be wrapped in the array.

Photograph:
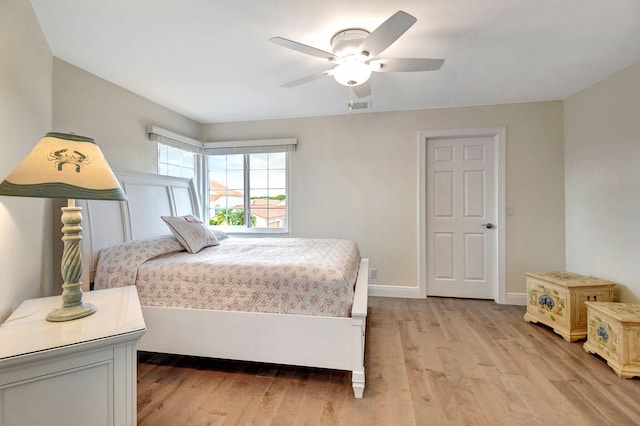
[{"x1": 269, "y1": 10, "x2": 444, "y2": 98}]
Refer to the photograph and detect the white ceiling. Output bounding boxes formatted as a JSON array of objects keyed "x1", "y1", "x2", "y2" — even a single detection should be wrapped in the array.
[{"x1": 30, "y1": 0, "x2": 640, "y2": 124}]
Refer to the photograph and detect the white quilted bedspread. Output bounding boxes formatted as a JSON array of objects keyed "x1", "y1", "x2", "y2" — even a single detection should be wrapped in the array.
[{"x1": 94, "y1": 236, "x2": 361, "y2": 317}]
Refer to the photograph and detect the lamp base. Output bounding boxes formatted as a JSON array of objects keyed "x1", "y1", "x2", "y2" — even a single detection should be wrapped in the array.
[
  {"x1": 46, "y1": 302, "x2": 97, "y2": 322},
  {"x1": 47, "y1": 200, "x2": 97, "y2": 322}
]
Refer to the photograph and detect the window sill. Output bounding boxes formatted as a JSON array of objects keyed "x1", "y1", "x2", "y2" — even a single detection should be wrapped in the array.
[{"x1": 211, "y1": 226, "x2": 289, "y2": 238}]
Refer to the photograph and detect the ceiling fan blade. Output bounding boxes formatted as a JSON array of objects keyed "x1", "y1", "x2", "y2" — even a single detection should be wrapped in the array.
[
  {"x1": 370, "y1": 58, "x2": 445, "y2": 72},
  {"x1": 269, "y1": 37, "x2": 337, "y2": 61},
  {"x1": 353, "y1": 81, "x2": 371, "y2": 98},
  {"x1": 281, "y1": 70, "x2": 332, "y2": 88},
  {"x1": 358, "y1": 11, "x2": 417, "y2": 58}
]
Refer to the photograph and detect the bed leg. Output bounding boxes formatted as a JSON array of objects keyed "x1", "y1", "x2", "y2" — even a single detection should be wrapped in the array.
[
  {"x1": 351, "y1": 313, "x2": 366, "y2": 398},
  {"x1": 350, "y1": 259, "x2": 368, "y2": 398},
  {"x1": 352, "y1": 369, "x2": 365, "y2": 398}
]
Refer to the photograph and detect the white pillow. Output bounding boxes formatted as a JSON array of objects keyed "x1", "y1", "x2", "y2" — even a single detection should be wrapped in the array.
[
  {"x1": 211, "y1": 229, "x2": 229, "y2": 241},
  {"x1": 161, "y1": 215, "x2": 219, "y2": 253}
]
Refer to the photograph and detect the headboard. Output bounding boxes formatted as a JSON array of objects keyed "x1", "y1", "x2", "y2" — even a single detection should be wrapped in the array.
[{"x1": 80, "y1": 171, "x2": 199, "y2": 287}]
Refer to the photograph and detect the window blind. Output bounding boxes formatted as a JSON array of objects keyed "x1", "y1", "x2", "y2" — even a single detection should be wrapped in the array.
[
  {"x1": 203, "y1": 138, "x2": 297, "y2": 155},
  {"x1": 147, "y1": 125, "x2": 296, "y2": 155},
  {"x1": 146, "y1": 125, "x2": 203, "y2": 153}
]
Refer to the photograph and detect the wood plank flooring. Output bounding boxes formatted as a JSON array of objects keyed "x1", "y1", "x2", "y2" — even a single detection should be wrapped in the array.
[{"x1": 137, "y1": 297, "x2": 640, "y2": 425}]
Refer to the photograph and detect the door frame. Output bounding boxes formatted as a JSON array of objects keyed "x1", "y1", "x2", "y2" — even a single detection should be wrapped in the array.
[{"x1": 418, "y1": 127, "x2": 507, "y2": 303}]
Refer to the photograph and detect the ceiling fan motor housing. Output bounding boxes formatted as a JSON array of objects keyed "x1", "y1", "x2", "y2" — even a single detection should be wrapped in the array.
[{"x1": 331, "y1": 29, "x2": 370, "y2": 56}]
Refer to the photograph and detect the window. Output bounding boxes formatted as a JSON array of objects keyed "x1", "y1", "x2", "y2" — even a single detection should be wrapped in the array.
[
  {"x1": 208, "y1": 152, "x2": 288, "y2": 231},
  {"x1": 158, "y1": 143, "x2": 196, "y2": 179},
  {"x1": 151, "y1": 126, "x2": 296, "y2": 233}
]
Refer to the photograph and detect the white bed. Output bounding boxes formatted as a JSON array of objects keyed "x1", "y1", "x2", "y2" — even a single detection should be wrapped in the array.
[{"x1": 81, "y1": 171, "x2": 368, "y2": 398}]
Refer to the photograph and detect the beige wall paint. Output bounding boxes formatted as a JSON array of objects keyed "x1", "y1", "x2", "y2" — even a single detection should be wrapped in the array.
[
  {"x1": 0, "y1": 0, "x2": 53, "y2": 321},
  {"x1": 53, "y1": 59, "x2": 200, "y2": 174},
  {"x1": 51, "y1": 60, "x2": 201, "y2": 289},
  {"x1": 1, "y1": 0, "x2": 635, "y2": 322},
  {"x1": 8, "y1": 10, "x2": 566, "y2": 303},
  {"x1": 51, "y1": 57, "x2": 566, "y2": 296},
  {"x1": 203, "y1": 102, "x2": 566, "y2": 295},
  {"x1": 565, "y1": 60, "x2": 640, "y2": 303}
]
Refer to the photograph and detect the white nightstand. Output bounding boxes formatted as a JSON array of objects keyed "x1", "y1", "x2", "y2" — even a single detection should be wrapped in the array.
[{"x1": 0, "y1": 286, "x2": 145, "y2": 426}]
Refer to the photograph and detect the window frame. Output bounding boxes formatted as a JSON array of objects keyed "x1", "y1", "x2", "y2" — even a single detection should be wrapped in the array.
[
  {"x1": 150, "y1": 127, "x2": 295, "y2": 235},
  {"x1": 157, "y1": 142, "x2": 198, "y2": 180},
  {"x1": 206, "y1": 151, "x2": 291, "y2": 235}
]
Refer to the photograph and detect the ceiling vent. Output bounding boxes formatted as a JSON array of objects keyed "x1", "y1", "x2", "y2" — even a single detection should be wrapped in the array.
[{"x1": 347, "y1": 100, "x2": 371, "y2": 112}]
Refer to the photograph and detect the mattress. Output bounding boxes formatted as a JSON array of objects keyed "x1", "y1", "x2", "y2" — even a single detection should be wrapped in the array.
[{"x1": 94, "y1": 236, "x2": 361, "y2": 317}]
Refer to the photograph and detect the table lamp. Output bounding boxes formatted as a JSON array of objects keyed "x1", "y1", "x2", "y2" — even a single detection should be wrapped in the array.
[{"x1": 0, "y1": 132, "x2": 127, "y2": 321}]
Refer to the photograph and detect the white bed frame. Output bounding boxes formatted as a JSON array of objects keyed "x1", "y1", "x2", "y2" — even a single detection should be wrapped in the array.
[{"x1": 81, "y1": 172, "x2": 368, "y2": 398}]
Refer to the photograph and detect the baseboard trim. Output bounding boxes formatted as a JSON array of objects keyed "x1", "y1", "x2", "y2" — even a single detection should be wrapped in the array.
[
  {"x1": 506, "y1": 292, "x2": 526, "y2": 306},
  {"x1": 368, "y1": 285, "x2": 527, "y2": 305},
  {"x1": 368, "y1": 284, "x2": 423, "y2": 299}
]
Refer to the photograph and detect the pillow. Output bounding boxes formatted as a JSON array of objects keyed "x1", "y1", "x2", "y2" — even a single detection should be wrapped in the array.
[
  {"x1": 161, "y1": 215, "x2": 219, "y2": 253},
  {"x1": 211, "y1": 229, "x2": 229, "y2": 241}
]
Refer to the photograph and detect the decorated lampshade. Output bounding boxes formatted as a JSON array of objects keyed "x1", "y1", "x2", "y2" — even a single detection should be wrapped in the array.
[
  {"x1": 0, "y1": 132, "x2": 126, "y2": 322},
  {"x1": 0, "y1": 132, "x2": 126, "y2": 201}
]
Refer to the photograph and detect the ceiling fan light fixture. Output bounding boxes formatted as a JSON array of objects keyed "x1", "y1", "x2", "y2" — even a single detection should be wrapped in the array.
[
  {"x1": 333, "y1": 55, "x2": 372, "y2": 87},
  {"x1": 271, "y1": 11, "x2": 445, "y2": 94}
]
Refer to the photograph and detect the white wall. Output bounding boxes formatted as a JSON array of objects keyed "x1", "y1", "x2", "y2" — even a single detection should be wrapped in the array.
[
  {"x1": 50, "y1": 56, "x2": 566, "y2": 297},
  {"x1": 2, "y1": 0, "x2": 636, "y2": 322},
  {"x1": 52, "y1": 60, "x2": 567, "y2": 296},
  {"x1": 33, "y1": 18, "x2": 567, "y2": 302},
  {"x1": 53, "y1": 59, "x2": 200, "y2": 174},
  {"x1": 565, "y1": 60, "x2": 640, "y2": 303},
  {"x1": 0, "y1": 7, "x2": 200, "y2": 322},
  {"x1": 0, "y1": 0, "x2": 53, "y2": 321},
  {"x1": 50, "y1": 60, "x2": 201, "y2": 287},
  {"x1": 203, "y1": 102, "x2": 566, "y2": 295}
]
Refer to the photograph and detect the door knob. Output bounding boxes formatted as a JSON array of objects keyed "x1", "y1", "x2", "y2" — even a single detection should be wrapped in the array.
[{"x1": 481, "y1": 223, "x2": 494, "y2": 229}]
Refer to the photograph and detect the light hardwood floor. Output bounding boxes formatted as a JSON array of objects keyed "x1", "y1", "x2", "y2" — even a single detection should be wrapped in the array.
[{"x1": 137, "y1": 297, "x2": 640, "y2": 425}]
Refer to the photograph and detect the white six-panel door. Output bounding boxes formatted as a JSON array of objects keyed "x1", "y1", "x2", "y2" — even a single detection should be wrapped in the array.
[{"x1": 426, "y1": 136, "x2": 496, "y2": 299}]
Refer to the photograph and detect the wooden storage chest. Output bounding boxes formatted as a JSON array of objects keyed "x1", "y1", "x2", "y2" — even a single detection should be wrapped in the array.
[
  {"x1": 524, "y1": 271, "x2": 616, "y2": 342},
  {"x1": 583, "y1": 302, "x2": 640, "y2": 378}
]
